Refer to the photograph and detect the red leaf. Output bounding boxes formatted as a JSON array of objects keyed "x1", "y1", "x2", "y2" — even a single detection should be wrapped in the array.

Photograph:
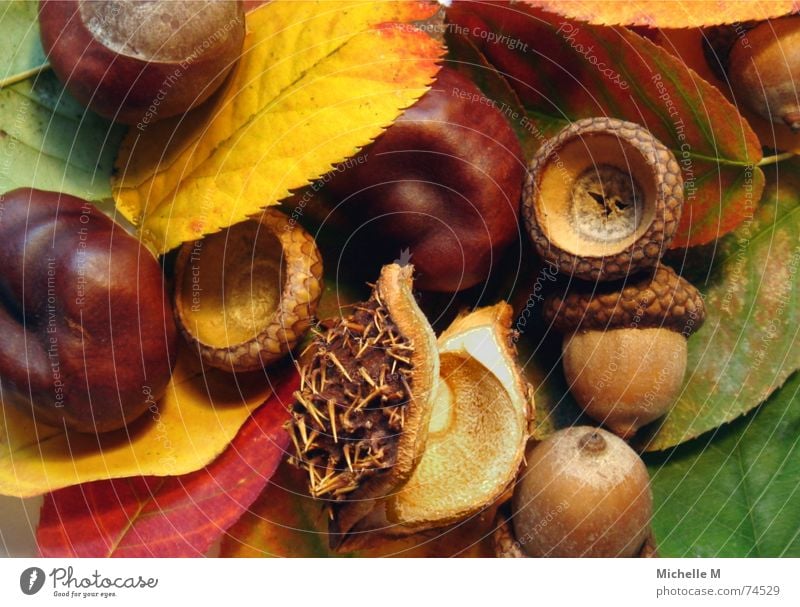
[{"x1": 36, "y1": 367, "x2": 298, "y2": 557}]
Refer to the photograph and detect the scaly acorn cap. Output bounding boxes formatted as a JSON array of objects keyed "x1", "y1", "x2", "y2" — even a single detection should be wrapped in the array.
[
  {"x1": 523, "y1": 117, "x2": 683, "y2": 281},
  {"x1": 174, "y1": 209, "x2": 323, "y2": 372},
  {"x1": 543, "y1": 264, "x2": 705, "y2": 336},
  {"x1": 287, "y1": 263, "x2": 439, "y2": 544}
]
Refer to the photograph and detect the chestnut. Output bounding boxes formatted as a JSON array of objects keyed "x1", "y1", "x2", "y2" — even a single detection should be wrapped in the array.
[
  {"x1": 327, "y1": 66, "x2": 523, "y2": 292},
  {"x1": 0, "y1": 189, "x2": 177, "y2": 433},
  {"x1": 39, "y1": 0, "x2": 245, "y2": 125}
]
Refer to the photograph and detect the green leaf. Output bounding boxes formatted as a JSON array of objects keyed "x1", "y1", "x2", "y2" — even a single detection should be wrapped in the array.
[
  {"x1": 0, "y1": 3, "x2": 125, "y2": 200},
  {"x1": 645, "y1": 371, "x2": 800, "y2": 557},
  {"x1": 0, "y1": 1, "x2": 48, "y2": 88},
  {"x1": 446, "y1": 2, "x2": 764, "y2": 249},
  {"x1": 641, "y1": 161, "x2": 800, "y2": 451}
]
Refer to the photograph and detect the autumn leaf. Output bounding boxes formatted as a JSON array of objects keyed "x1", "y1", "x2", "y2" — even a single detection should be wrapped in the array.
[
  {"x1": 447, "y1": 1, "x2": 764, "y2": 248},
  {"x1": 113, "y1": 0, "x2": 444, "y2": 254},
  {"x1": 646, "y1": 371, "x2": 800, "y2": 557},
  {"x1": 220, "y1": 461, "x2": 495, "y2": 557},
  {"x1": 639, "y1": 160, "x2": 800, "y2": 451},
  {"x1": 521, "y1": 0, "x2": 796, "y2": 29},
  {"x1": 36, "y1": 375, "x2": 296, "y2": 557},
  {"x1": 0, "y1": 349, "x2": 290, "y2": 498}
]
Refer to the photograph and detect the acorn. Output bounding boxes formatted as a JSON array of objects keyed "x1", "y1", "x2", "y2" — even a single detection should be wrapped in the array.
[
  {"x1": 173, "y1": 209, "x2": 323, "y2": 373},
  {"x1": 543, "y1": 264, "x2": 705, "y2": 438},
  {"x1": 522, "y1": 117, "x2": 683, "y2": 281},
  {"x1": 704, "y1": 17, "x2": 800, "y2": 131},
  {"x1": 497, "y1": 427, "x2": 653, "y2": 558},
  {"x1": 287, "y1": 263, "x2": 440, "y2": 538}
]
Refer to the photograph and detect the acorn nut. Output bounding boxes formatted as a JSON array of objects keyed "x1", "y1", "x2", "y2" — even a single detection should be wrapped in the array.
[
  {"x1": 523, "y1": 118, "x2": 683, "y2": 281},
  {"x1": 174, "y1": 209, "x2": 323, "y2": 373},
  {"x1": 543, "y1": 264, "x2": 705, "y2": 438},
  {"x1": 705, "y1": 17, "x2": 800, "y2": 131},
  {"x1": 498, "y1": 426, "x2": 653, "y2": 558}
]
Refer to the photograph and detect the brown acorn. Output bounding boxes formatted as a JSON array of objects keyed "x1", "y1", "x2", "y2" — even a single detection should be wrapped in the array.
[
  {"x1": 543, "y1": 265, "x2": 705, "y2": 438},
  {"x1": 173, "y1": 209, "x2": 323, "y2": 373},
  {"x1": 494, "y1": 427, "x2": 655, "y2": 558},
  {"x1": 523, "y1": 117, "x2": 683, "y2": 281},
  {"x1": 705, "y1": 17, "x2": 800, "y2": 131}
]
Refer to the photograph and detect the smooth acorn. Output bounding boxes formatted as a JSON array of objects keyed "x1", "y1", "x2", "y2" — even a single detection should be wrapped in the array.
[
  {"x1": 502, "y1": 426, "x2": 653, "y2": 558},
  {"x1": 327, "y1": 66, "x2": 523, "y2": 292},
  {"x1": 173, "y1": 209, "x2": 323, "y2": 373},
  {"x1": 39, "y1": 0, "x2": 245, "y2": 125},
  {"x1": 523, "y1": 117, "x2": 683, "y2": 281},
  {"x1": 543, "y1": 264, "x2": 705, "y2": 438},
  {"x1": 0, "y1": 188, "x2": 177, "y2": 433},
  {"x1": 705, "y1": 17, "x2": 800, "y2": 130}
]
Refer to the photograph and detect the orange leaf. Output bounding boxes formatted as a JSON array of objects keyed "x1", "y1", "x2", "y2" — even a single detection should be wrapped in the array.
[
  {"x1": 522, "y1": 0, "x2": 797, "y2": 29},
  {"x1": 220, "y1": 462, "x2": 496, "y2": 557}
]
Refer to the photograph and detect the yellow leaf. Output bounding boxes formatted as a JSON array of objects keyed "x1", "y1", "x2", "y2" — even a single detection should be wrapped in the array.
[
  {"x1": 0, "y1": 348, "x2": 277, "y2": 498},
  {"x1": 113, "y1": 0, "x2": 443, "y2": 254}
]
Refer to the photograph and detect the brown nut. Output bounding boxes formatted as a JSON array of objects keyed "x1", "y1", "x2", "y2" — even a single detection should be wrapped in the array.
[
  {"x1": 505, "y1": 427, "x2": 653, "y2": 558},
  {"x1": 174, "y1": 209, "x2": 323, "y2": 373},
  {"x1": 523, "y1": 117, "x2": 683, "y2": 281},
  {"x1": 287, "y1": 263, "x2": 440, "y2": 542},
  {"x1": 543, "y1": 264, "x2": 705, "y2": 438},
  {"x1": 39, "y1": 0, "x2": 245, "y2": 125},
  {"x1": 705, "y1": 17, "x2": 800, "y2": 131}
]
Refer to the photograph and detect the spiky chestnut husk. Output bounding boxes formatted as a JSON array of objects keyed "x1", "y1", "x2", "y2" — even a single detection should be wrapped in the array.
[
  {"x1": 508, "y1": 427, "x2": 653, "y2": 558},
  {"x1": 543, "y1": 265, "x2": 705, "y2": 438},
  {"x1": 523, "y1": 117, "x2": 683, "y2": 281},
  {"x1": 174, "y1": 209, "x2": 323, "y2": 373},
  {"x1": 287, "y1": 264, "x2": 438, "y2": 540},
  {"x1": 705, "y1": 17, "x2": 800, "y2": 131},
  {"x1": 331, "y1": 303, "x2": 533, "y2": 552}
]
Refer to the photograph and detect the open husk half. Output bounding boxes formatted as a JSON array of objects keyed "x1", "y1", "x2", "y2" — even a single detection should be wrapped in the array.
[{"x1": 339, "y1": 303, "x2": 532, "y2": 549}]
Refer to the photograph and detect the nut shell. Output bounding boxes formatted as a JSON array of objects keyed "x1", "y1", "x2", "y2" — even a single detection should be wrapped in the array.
[
  {"x1": 523, "y1": 117, "x2": 683, "y2": 281},
  {"x1": 174, "y1": 209, "x2": 323, "y2": 372},
  {"x1": 543, "y1": 264, "x2": 705, "y2": 335}
]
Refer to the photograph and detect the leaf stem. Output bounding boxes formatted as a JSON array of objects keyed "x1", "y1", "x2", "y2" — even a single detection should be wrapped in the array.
[
  {"x1": 0, "y1": 63, "x2": 51, "y2": 90},
  {"x1": 757, "y1": 152, "x2": 796, "y2": 166}
]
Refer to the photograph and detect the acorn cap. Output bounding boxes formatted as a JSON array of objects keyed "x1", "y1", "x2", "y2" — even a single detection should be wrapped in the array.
[
  {"x1": 288, "y1": 263, "x2": 440, "y2": 543},
  {"x1": 543, "y1": 264, "x2": 705, "y2": 335},
  {"x1": 523, "y1": 117, "x2": 683, "y2": 281},
  {"x1": 174, "y1": 209, "x2": 323, "y2": 372}
]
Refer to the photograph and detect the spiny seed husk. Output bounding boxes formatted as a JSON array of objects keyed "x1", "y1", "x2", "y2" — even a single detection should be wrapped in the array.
[
  {"x1": 543, "y1": 264, "x2": 705, "y2": 334},
  {"x1": 523, "y1": 117, "x2": 683, "y2": 281},
  {"x1": 287, "y1": 293, "x2": 414, "y2": 501}
]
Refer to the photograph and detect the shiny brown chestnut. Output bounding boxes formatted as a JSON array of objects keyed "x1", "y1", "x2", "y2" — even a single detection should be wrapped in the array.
[
  {"x1": 327, "y1": 66, "x2": 523, "y2": 292},
  {"x1": 0, "y1": 188, "x2": 177, "y2": 433},
  {"x1": 39, "y1": 0, "x2": 245, "y2": 125}
]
